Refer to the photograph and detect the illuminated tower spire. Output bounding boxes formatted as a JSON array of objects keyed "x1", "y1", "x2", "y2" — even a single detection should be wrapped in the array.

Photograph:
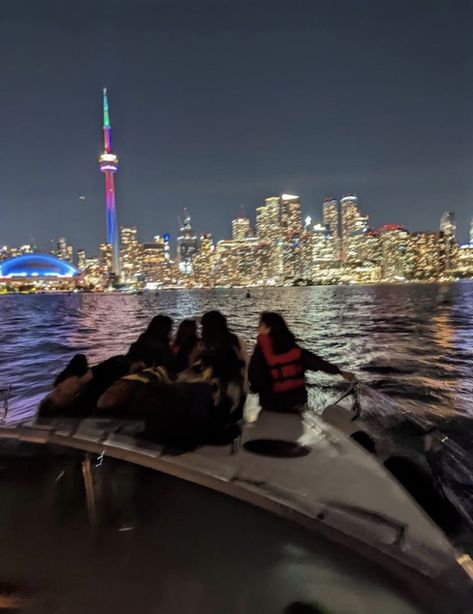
[{"x1": 98, "y1": 87, "x2": 120, "y2": 277}]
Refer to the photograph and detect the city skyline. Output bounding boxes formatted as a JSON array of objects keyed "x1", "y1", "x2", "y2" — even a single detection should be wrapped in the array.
[
  {"x1": 2, "y1": 191, "x2": 466, "y2": 259},
  {"x1": 3, "y1": 193, "x2": 471, "y2": 291},
  {"x1": 0, "y1": 1, "x2": 473, "y2": 253}
]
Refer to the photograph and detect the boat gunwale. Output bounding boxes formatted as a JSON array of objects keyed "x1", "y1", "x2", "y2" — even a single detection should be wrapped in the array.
[{"x1": 1, "y1": 419, "x2": 472, "y2": 612}]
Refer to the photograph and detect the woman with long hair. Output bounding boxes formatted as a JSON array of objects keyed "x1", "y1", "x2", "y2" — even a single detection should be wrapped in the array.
[
  {"x1": 132, "y1": 314, "x2": 177, "y2": 374},
  {"x1": 172, "y1": 319, "x2": 201, "y2": 372},
  {"x1": 178, "y1": 311, "x2": 247, "y2": 423},
  {"x1": 249, "y1": 312, "x2": 354, "y2": 413}
]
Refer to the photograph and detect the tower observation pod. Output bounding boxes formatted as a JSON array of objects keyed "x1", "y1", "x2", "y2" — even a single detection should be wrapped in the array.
[{"x1": 98, "y1": 87, "x2": 121, "y2": 278}]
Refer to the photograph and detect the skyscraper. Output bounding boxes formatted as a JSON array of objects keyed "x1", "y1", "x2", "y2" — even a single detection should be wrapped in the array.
[
  {"x1": 255, "y1": 194, "x2": 302, "y2": 280},
  {"x1": 232, "y1": 210, "x2": 251, "y2": 241},
  {"x1": 323, "y1": 198, "x2": 339, "y2": 240},
  {"x1": 55, "y1": 237, "x2": 73, "y2": 262},
  {"x1": 256, "y1": 196, "x2": 283, "y2": 243},
  {"x1": 120, "y1": 226, "x2": 142, "y2": 283},
  {"x1": 406, "y1": 232, "x2": 446, "y2": 281},
  {"x1": 98, "y1": 88, "x2": 120, "y2": 278},
  {"x1": 256, "y1": 197, "x2": 283, "y2": 280},
  {"x1": 440, "y1": 211, "x2": 455, "y2": 272},
  {"x1": 77, "y1": 249, "x2": 86, "y2": 271},
  {"x1": 280, "y1": 194, "x2": 302, "y2": 234},
  {"x1": 177, "y1": 209, "x2": 199, "y2": 274},
  {"x1": 193, "y1": 233, "x2": 215, "y2": 287},
  {"x1": 341, "y1": 195, "x2": 368, "y2": 261},
  {"x1": 379, "y1": 225, "x2": 409, "y2": 280},
  {"x1": 142, "y1": 236, "x2": 166, "y2": 284}
]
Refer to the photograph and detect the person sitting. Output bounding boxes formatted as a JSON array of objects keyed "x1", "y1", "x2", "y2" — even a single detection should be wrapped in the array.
[
  {"x1": 249, "y1": 312, "x2": 355, "y2": 414},
  {"x1": 53, "y1": 353, "x2": 89, "y2": 385},
  {"x1": 201, "y1": 310, "x2": 248, "y2": 365},
  {"x1": 131, "y1": 314, "x2": 177, "y2": 375},
  {"x1": 96, "y1": 344, "x2": 171, "y2": 415},
  {"x1": 175, "y1": 311, "x2": 248, "y2": 423},
  {"x1": 38, "y1": 353, "x2": 132, "y2": 418},
  {"x1": 171, "y1": 319, "x2": 201, "y2": 372}
]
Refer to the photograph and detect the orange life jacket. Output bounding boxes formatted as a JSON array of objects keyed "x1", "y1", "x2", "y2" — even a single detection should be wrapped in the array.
[{"x1": 257, "y1": 334, "x2": 305, "y2": 394}]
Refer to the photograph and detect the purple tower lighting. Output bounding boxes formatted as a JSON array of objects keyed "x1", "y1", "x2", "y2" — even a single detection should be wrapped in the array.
[{"x1": 98, "y1": 87, "x2": 120, "y2": 277}]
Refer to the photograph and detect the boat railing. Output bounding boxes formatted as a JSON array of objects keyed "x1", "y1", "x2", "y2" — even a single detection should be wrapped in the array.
[{"x1": 0, "y1": 385, "x2": 11, "y2": 424}]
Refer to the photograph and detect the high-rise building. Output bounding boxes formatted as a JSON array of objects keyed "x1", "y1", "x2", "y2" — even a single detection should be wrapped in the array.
[
  {"x1": 282, "y1": 235, "x2": 303, "y2": 280},
  {"x1": 440, "y1": 211, "x2": 456, "y2": 272},
  {"x1": 237, "y1": 238, "x2": 261, "y2": 285},
  {"x1": 215, "y1": 240, "x2": 239, "y2": 286},
  {"x1": 454, "y1": 244, "x2": 473, "y2": 277},
  {"x1": 77, "y1": 249, "x2": 86, "y2": 271},
  {"x1": 120, "y1": 226, "x2": 142, "y2": 283},
  {"x1": 310, "y1": 223, "x2": 339, "y2": 282},
  {"x1": 214, "y1": 237, "x2": 263, "y2": 286},
  {"x1": 256, "y1": 196, "x2": 283, "y2": 243},
  {"x1": 440, "y1": 211, "x2": 455, "y2": 240},
  {"x1": 99, "y1": 242, "x2": 113, "y2": 277},
  {"x1": 280, "y1": 194, "x2": 302, "y2": 235},
  {"x1": 98, "y1": 88, "x2": 120, "y2": 277},
  {"x1": 193, "y1": 233, "x2": 215, "y2": 287},
  {"x1": 177, "y1": 210, "x2": 199, "y2": 274},
  {"x1": 255, "y1": 194, "x2": 301, "y2": 281},
  {"x1": 55, "y1": 237, "x2": 73, "y2": 263},
  {"x1": 232, "y1": 211, "x2": 251, "y2": 241},
  {"x1": 142, "y1": 236, "x2": 165, "y2": 284},
  {"x1": 323, "y1": 198, "x2": 339, "y2": 241},
  {"x1": 323, "y1": 198, "x2": 338, "y2": 234},
  {"x1": 406, "y1": 232, "x2": 446, "y2": 281},
  {"x1": 379, "y1": 225, "x2": 410, "y2": 280},
  {"x1": 340, "y1": 195, "x2": 369, "y2": 261}
]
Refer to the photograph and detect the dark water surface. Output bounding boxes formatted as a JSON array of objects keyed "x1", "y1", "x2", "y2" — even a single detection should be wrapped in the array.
[{"x1": 2, "y1": 283, "x2": 473, "y2": 423}]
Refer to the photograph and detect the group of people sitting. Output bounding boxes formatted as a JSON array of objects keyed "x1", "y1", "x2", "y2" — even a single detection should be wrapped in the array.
[{"x1": 39, "y1": 310, "x2": 354, "y2": 448}]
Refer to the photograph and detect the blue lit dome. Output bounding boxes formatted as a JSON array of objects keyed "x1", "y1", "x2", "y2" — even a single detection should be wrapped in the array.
[{"x1": 0, "y1": 253, "x2": 79, "y2": 278}]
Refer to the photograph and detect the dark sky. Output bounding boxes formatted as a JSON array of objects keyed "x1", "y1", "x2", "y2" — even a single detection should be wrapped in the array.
[{"x1": 1, "y1": 0, "x2": 473, "y2": 254}]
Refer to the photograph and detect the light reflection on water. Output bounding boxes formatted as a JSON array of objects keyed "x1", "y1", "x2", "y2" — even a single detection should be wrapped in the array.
[{"x1": 2, "y1": 283, "x2": 473, "y2": 422}]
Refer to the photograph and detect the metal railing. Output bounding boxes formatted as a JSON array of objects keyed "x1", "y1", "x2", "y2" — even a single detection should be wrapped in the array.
[{"x1": 0, "y1": 385, "x2": 11, "y2": 423}]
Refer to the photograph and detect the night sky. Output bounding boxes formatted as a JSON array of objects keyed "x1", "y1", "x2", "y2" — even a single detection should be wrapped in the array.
[{"x1": 1, "y1": 0, "x2": 473, "y2": 254}]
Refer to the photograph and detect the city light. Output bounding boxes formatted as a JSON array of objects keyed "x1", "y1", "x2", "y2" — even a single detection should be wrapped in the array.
[
  {"x1": 0, "y1": 254, "x2": 79, "y2": 278},
  {"x1": 1, "y1": 197, "x2": 465, "y2": 291},
  {"x1": 99, "y1": 88, "x2": 120, "y2": 278}
]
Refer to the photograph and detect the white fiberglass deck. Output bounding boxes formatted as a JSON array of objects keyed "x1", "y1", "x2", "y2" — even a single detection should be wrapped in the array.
[{"x1": 0, "y1": 409, "x2": 464, "y2": 582}]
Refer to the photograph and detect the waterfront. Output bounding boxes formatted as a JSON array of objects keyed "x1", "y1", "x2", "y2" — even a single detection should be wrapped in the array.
[{"x1": 2, "y1": 283, "x2": 473, "y2": 423}]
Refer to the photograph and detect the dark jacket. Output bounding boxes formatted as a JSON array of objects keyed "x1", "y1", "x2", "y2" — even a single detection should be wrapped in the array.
[{"x1": 249, "y1": 342, "x2": 340, "y2": 413}]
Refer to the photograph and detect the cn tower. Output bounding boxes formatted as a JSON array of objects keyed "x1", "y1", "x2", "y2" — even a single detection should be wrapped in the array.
[{"x1": 98, "y1": 87, "x2": 120, "y2": 277}]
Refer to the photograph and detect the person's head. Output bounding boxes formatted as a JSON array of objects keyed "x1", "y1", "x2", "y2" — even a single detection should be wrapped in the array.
[
  {"x1": 127, "y1": 342, "x2": 155, "y2": 371},
  {"x1": 174, "y1": 319, "x2": 198, "y2": 347},
  {"x1": 258, "y1": 312, "x2": 296, "y2": 354},
  {"x1": 145, "y1": 315, "x2": 173, "y2": 343},
  {"x1": 201, "y1": 310, "x2": 233, "y2": 349}
]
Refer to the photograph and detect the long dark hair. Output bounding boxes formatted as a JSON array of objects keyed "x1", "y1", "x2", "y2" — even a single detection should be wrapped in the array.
[
  {"x1": 144, "y1": 315, "x2": 173, "y2": 344},
  {"x1": 174, "y1": 319, "x2": 198, "y2": 349},
  {"x1": 201, "y1": 310, "x2": 238, "y2": 351},
  {"x1": 260, "y1": 312, "x2": 296, "y2": 354}
]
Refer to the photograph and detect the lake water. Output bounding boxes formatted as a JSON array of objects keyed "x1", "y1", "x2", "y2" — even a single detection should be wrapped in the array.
[{"x1": 2, "y1": 283, "x2": 473, "y2": 424}]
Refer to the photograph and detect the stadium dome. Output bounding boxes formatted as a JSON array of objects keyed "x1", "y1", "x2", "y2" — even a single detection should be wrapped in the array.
[{"x1": 0, "y1": 253, "x2": 79, "y2": 278}]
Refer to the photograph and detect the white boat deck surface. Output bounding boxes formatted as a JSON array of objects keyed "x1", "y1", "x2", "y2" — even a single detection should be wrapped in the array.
[{"x1": 0, "y1": 408, "x2": 462, "y2": 585}]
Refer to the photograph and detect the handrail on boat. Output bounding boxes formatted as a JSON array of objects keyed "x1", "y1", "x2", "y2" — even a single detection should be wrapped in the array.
[
  {"x1": 0, "y1": 385, "x2": 11, "y2": 424},
  {"x1": 307, "y1": 380, "x2": 361, "y2": 418}
]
